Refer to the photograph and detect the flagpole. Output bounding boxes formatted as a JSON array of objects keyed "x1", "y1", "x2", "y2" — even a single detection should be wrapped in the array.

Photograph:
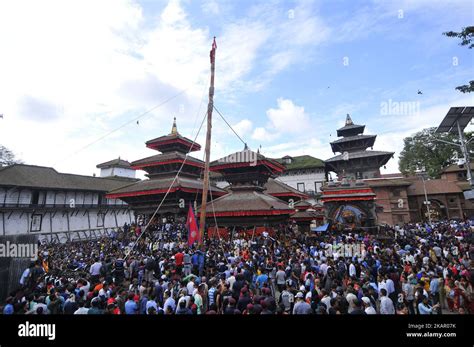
[{"x1": 198, "y1": 37, "x2": 217, "y2": 244}]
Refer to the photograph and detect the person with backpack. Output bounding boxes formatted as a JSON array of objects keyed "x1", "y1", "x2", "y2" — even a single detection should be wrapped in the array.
[
  {"x1": 113, "y1": 257, "x2": 125, "y2": 285},
  {"x1": 144, "y1": 256, "x2": 156, "y2": 282}
]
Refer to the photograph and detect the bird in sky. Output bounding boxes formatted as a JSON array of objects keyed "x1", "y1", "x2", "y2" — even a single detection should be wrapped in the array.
[{"x1": 417, "y1": 90, "x2": 423, "y2": 95}]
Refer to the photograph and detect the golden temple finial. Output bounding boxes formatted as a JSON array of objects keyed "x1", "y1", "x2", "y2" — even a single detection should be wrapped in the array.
[{"x1": 171, "y1": 117, "x2": 178, "y2": 135}]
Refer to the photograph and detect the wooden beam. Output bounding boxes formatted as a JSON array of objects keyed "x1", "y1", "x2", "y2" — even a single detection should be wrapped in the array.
[
  {"x1": 87, "y1": 210, "x2": 91, "y2": 230},
  {"x1": 49, "y1": 211, "x2": 53, "y2": 234},
  {"x1": 1, "y1": 212, "x2": 5, "y2": 236},
  {"x1": 66, "y1": 209, "x2": 70, "y2": 232}
]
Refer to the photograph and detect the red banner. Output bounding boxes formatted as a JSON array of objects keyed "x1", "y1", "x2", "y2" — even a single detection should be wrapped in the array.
[{"x1": 186, "y1": 203, "x2": 200, "y2": 246}]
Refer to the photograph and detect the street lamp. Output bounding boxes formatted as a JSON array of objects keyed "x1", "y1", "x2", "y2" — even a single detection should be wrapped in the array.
[{"x1": 416, "y1": 170, "x2": 432, "y2": 225}]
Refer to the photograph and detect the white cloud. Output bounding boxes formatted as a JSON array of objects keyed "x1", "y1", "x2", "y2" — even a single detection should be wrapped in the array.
[
  {"x1": 233, "y1": 119, "x2": 253, "y2": 138},
  {"x1": 252, "y1": 127, "x2": 279, "y2": 142},
  {"x1": 267, "y1": 98, "x2": 311, "y2": 133},
  {"x1": 201, "y1": 0, "x2": 221, "y2": 15},
  {"x1": 251, "y1": 98, "x2": 313, "y2": 143},
  {"x1": 0, "y1": 0, "x2": 278, "y2": 175}
]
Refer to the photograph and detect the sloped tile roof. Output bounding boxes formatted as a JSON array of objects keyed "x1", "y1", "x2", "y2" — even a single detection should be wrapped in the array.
[{"x1": 0, "y1": 164, "x2": 134, "y2": 191}]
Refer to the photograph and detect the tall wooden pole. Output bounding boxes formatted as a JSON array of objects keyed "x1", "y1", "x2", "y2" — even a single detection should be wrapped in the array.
[{"x1": 198, "y1": 37, "x2": 217, "y2": 243}]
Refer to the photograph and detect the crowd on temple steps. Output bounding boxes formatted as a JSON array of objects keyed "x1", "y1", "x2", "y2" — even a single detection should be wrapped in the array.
[{"x1": 2, "y1": 218, "x2": 473, "y2": 315}]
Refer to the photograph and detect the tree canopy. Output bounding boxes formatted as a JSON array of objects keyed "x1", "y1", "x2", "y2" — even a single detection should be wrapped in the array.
[
  {"x1": 443, "y1": 26, "x2": 474, "y2": 93},
  {"x1": 0, "y1": 145, "x2": 23, "y2": 167},
  {"x1": 398, "y1": 127, "x2": 473, "y2": 178}
]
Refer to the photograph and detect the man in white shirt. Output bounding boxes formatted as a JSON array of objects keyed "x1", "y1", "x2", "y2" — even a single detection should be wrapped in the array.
[
  {"x1": 346, "y1": 288, "x2": 358, "y2": 313},
  {"x1": 362, "y1": 297, "x2": 376, "y2": 314},
  {"x1": 74, "y1": 301, "x2": 89, "y2": 315},
  {"x1": 98, "y1": 282, "x2": 110, "y2": 299},
  {"x1": 187, "y1": 279, "x2": 195, "y2": 295},
  {"x1": 226, "y1": 272, "x2": 236, "y2": 291},
  {"x1": 321, "y1": 289, "x2": 332, "y2": 313},
  {"x1": 163, "y1": 291, "x2": 176, "y2": 313},
  {"x1": 380, "y1": 289, "x2": 395, "y2": 314},
  {"x1": 146, "y1": 298, "x2": 158, "y2": 314},
  {"x1": 320, "y1": 263, "x2": 328, "y2": 276},
  {"x1": 378, "y1": 279, "x2": 387, "y2": 295},
  {"x1": 349, "y1": 262, "x2": 356, "y2": 278},
  {"x1": 89, "y1": 258, "x2": 102, "y2": 283},
  {"x1": 19, "y1": 266, "x2": 31, "y2": 286},
  {"x1": 385, "y1": 275, "x2": 395, "y2": 296}
]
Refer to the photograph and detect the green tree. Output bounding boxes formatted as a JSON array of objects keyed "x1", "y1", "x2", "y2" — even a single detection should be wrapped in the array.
[
  {"x1": 0, "y1": 145, "x2": 23, "y2": 167},
  {"x1": 443, "y1": 26, "x2": 474, "y2": 93},
  {"x1": 399, "y1": 127, "x2": 473, "y2": 178}
]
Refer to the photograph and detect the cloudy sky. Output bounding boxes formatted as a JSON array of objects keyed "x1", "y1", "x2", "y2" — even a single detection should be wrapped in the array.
[{"x1": 0, "y1": 0, "x2": 472, "y2": 178}]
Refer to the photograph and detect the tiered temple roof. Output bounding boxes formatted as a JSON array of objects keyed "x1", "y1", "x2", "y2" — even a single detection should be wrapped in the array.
[
  {"x1": 106, "y1": 118, "x2": 226, "y2": 214},
  {"x1": 199, "y1": 148, "x2": 293, "y2": 226},
  {"x1": 326, "y1": 114, "x2": 394, "y2": 180}
]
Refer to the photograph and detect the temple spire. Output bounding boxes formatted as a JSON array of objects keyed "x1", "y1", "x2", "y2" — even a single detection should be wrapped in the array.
[
  {"x1": 345, "y1": 114, "x2": 353, "y2": 126},
  {"x1": 171, "y1": 117, "x2": 178, "y2": 135}
]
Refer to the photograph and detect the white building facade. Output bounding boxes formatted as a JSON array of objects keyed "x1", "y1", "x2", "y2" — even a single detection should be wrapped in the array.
[
  {"x1": 0, "y1": 164, "x2": 136, "y2": 242},
  {"x1": 275, "y1": 155, "x2": 326, "y2": 195},
  {"x1": 97, "y1": 158, "x2": 136, "y2": 179}
]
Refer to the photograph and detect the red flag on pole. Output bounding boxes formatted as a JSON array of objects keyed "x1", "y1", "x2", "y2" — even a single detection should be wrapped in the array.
[
  {"x1": 186, "y1": 203, "x2": 199, "y2": 246},
  {"x1": 210, "y1": 36, "x2": 217, "y2": 63}
]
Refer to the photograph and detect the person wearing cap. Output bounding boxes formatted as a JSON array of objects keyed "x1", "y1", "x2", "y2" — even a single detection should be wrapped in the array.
[{"x1": 292, "y1": 292, "x2": 312, "y2": 314}]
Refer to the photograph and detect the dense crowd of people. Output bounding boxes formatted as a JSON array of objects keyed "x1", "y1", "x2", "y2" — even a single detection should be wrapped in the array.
[{"x1": 2, "y1": 218, "x2": 473, "y2": 315}]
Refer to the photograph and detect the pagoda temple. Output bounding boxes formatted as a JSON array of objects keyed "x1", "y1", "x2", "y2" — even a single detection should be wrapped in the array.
[
  {"x1": 322, "y1": 115, "x2": 394, "y2": 230},
  {"x1": 199, "y1": 148, "x2": 294, "y2": 227},
  {"x1": 325, "y1": 114, "x2": 394, "y2": 180},
  {"x1": 106, "y1": 118, "x2": 226, "y2": 219}
]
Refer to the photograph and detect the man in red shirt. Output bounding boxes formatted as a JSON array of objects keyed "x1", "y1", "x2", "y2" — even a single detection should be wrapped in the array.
[{"x1": 175, "y1": 250, "x2": 184, "y2": 274}]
